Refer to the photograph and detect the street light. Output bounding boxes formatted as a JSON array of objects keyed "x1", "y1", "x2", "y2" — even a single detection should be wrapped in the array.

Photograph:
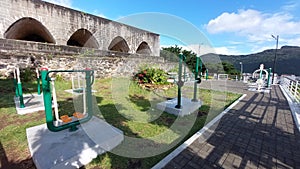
[
  {"x1": 271, "y1": 35, "x2": 279, "y2": 84},
  {"x1": 239, "y1": 62, "x2": 243, "y2": 81}
]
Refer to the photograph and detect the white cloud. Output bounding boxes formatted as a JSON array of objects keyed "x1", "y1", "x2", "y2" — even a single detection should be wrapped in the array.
[
  {"x1": 281, "y1": 1, "x2": 299, "y2": 11},
  {"x1": 214, "y1": 46, "x2": 244, "y2": 55},
  {"x1": 205, "y1": 7, "x2": 300, "y2": 55},
  {"x1": 206, "y1": 9, "x2": 300, "y2": 42},
  {"x1": 42, "y1": 0, "x2": 72, "y2": 7}
]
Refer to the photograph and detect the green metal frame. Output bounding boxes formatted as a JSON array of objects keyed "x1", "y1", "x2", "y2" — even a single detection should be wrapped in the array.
[
  {"x1": 192, "y1": 56, "x2": 202, "y2": 102},
  {"x1": 175, "y1": 53, "x2": 184, "y2": 109},
  {"x1": 14, "y1": 68, "x2": 25, "y2": 108},
  {"x1": 37, "y1": 77, "x2": 41, "y2": 95},
  {"x1": 41, "y1": 68, "x2": 94, "y2": 132}
]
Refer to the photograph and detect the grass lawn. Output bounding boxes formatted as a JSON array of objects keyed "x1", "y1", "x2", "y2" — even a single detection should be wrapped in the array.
[{"x1": 0, "y1": 77, "x2": 241, "y2": 169}]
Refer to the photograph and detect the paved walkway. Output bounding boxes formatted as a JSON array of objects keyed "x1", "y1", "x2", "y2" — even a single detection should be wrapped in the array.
[{"x1": 163, "y1": 81, "x2": 300, "y2": 169}]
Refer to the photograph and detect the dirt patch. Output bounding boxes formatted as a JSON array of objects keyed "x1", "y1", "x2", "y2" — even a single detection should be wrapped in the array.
[
  {"x1": 139, "y1": 83, "x2": 174, "y2": 90},
  {"x1": 0, "y1": 111, "x2": 45, "y2": 169},
  {"x1": 0, "y1": 112, "x2": 45, "y2": 130},
  {"x1": 1, "y1": 157, "x2": 36, "y2": 169}
]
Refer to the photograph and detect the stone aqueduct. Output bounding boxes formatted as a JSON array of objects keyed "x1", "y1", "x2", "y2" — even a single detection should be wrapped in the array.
[{"x1": 0, "y1": 0, "x2": 160, "y2": 56}]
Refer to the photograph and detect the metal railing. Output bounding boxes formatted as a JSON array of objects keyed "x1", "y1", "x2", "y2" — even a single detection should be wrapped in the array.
[{"x1": 281, "y1": 76, "x2": 300, "y2": 103}]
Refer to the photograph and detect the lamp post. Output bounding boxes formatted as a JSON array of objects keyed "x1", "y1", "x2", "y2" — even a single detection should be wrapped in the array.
[
  {"x1": 239, "y1": 62, "x2": 243, "y2": 81},
  {"x1": 271, "y1": 35, "x2": 279, "y2": 84}
]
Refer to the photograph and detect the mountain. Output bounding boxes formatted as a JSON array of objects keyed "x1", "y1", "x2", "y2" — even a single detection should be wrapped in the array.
[{"x1": 214, "y1": 46, "x2": 300, "y2": 76}]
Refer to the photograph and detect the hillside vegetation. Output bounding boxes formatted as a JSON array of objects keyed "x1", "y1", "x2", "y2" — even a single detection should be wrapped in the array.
[{"x1": 217, "y1": 46, "x2": 300, "y2": 76}]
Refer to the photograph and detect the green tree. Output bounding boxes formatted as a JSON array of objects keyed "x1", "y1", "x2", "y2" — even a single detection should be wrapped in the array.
[
  {"x1": 160, "y1": 45, "x2": 206, "y2": 74},
  {"x1": 222, "y1": 61, "x2": 240, "y2": 75}
]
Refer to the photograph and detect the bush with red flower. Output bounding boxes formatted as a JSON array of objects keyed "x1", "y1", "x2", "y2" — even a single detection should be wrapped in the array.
[{"x1": 134, "y1": 67, "x2": 170, "y2": 85}]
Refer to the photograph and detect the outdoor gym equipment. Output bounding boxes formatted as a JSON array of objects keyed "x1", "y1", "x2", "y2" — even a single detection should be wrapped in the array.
[
  {"x1": 217, "y1": 74, "x2": 229, "y2": 80},
  {"x1": 175, "y1": 53, "x2": 202, "y2": 108},
  {"x1": 156, "y1": 53, "x2": 202, "y2": 116},
  {"x1": 13, "y1": 67, "x2": 41, "y2": 108},
  {"x1": 71, "y1": 72, "x2": 85, "y2": 93},
  {"x1": 41, "y1": 68, "x2": 94, "y2": 132},
  {"x1": 252, "y1": 64, "x2": 272, "y2": 89}
]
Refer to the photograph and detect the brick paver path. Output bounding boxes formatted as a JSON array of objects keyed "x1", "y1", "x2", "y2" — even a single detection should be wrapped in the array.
[{"x1": 164, "y1": 82, "x2": 300, "y2": 169}]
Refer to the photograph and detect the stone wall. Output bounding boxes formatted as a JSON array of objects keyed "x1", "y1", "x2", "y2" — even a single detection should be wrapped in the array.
[
  {"x1": 0, "y1": 0, "x2": 160, "y2": 56},
  {"x1": 0, "y1": 39, "x2": 176, "y2": 79}
]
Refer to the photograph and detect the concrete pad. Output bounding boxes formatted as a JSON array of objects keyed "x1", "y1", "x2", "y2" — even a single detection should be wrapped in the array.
[
  {"x1": 14, "y1": 93, "x2": 52, "y2": 115},
  {"x1": 156, "y1": 97, "x2": 202, "y2": 116},
  {"x1": 247, "y1": 87, "x2": 270, "y2": 93},
  {"x1": 26, "y1": 116, "x2": 124, "y2": 169}
]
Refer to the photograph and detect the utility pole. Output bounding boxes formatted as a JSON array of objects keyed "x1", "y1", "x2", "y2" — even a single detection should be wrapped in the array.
[{"x1": 271, "y1": 35, "x2": 279, "y2": 84}]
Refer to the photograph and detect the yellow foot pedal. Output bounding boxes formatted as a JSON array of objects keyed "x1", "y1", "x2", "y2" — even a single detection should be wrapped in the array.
[{"x1": 73, "y1": 112, "x2": 84, "y2": 119}]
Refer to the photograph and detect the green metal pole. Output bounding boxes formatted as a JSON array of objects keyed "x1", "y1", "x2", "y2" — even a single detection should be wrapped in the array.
[
  {"x1": 41, "y1": 68, "x2": 55, "y2": 130},
  {"x1": 192, "y1": 56, "x2": 199, "y2": 102},
  {"x1": 16, "y1": 68, "x2": 25, "y2": 108},
  {"x1": 200, "y1": 59, "x2": 202, "y2": 76},
  {"x1": 175, "y1": 53, "x2": 183, "y2": 109},
  {"x1": 206, "y1": 69, "x2": 208, "y2": 80},
  {"x1": 36, "y1": 68, "x2": 41, "y2": 95},
  {"x1": 13, "y1": 69, "x2": 19, "y2": 97},
  {"x1": 18, "y1": 83, "x2": 25, "y2": 108},
  {"x1": 37, "y1": 77, "x2": 41, "y2": 95},
  {"x1": 267, "y1": 68, "x2": 272, "y2": 88}
]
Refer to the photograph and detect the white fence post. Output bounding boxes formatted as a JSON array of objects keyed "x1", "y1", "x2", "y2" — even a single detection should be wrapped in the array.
[
  {"x1": 290, "y1": 81, "x2": 294, "y2": 93},
  {"x1": 295, "y1": 81, "x2": 298, "y2": 99}
]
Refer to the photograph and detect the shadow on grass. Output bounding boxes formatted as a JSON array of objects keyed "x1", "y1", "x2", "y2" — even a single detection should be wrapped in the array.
[
  {"x1": 87, "y1": 93, "x2": 209, "y2": 169},
  {"x1": 0, "y1": 78, "x2": 40, "y2": 109},
  {"x1": 128, "y1": 94, "x2": 151, "y2": 112},
  {"x1": 0, "y1": 140, "x2": 36, "y2": 169}
]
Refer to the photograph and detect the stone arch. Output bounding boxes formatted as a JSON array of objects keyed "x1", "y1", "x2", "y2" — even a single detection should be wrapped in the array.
[
  {"x1": 108, "y1": 36, "x2": 130, "y2": 53},
  {"x1": 136, "y1": 41, "x2": 151, "y2": 54},
  {"x1": 4, "y1": 17, "x2": 55, "y2": 43},
  {"x1": 67, "y1": 29, "x2": 99, "y2": 48}
]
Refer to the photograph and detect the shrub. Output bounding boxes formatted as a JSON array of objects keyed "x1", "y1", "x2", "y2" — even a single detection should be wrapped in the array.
[
  {"x1": 134, "y1": 68, "x2": 169, "y2": 85},
  {"x1": 21, "y1": 68, "x2": 35, "y2": 82}
]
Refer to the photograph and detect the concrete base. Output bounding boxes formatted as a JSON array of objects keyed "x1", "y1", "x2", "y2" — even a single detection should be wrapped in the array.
[
  {"x1": 14, "y1": 93, "x2": 51, "y2": 115},
  {"x1": 247, "y1": 83, "x2": 271, "y2": 93},
  {"x1": 26, "y1": 116, "x2": 124, "y2": 169},
  {"x1": 156, "y1": 97, "x2": 202, "y2": 116},
  {"x1": 248, "y1": 88, "x2": 270, "y2": 93}
]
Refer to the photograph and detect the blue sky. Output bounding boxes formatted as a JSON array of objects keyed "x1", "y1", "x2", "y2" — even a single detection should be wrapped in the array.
[{"x1": 45, "y1": 0, "x2": 300, "y2": 55}]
